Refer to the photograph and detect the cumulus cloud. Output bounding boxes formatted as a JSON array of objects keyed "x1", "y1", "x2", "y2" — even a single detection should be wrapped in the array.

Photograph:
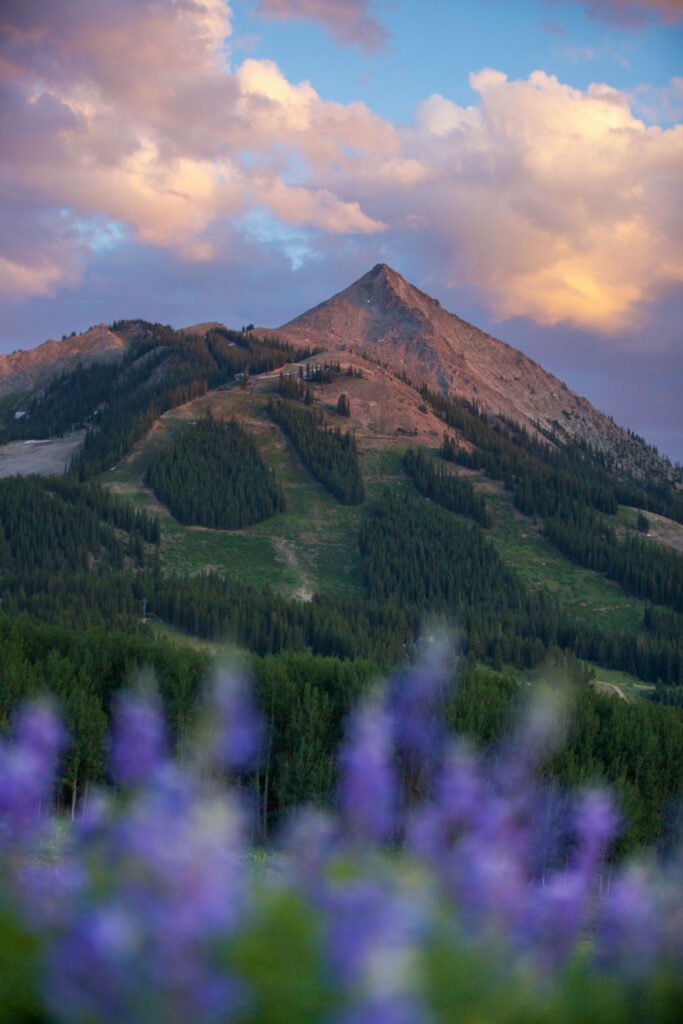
[
  {"x1": 631, "y1": 76, "x2": 683, "y2": 122},
  {"x1": 0, "y1": 0, "x2": 393, "y2": 300},
  {"x1": 1, "y1": 1, "x2": 681, "y2": 334},
  {"x1": 400, "y1": 70, "x2": 683, "y2": 331},
  {"x1": 252, "y1": 0, "x2": 390, "y2": 51}
]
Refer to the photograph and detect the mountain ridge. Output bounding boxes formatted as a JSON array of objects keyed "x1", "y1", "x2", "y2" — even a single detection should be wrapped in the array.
[
  {"x1": 263, "y1": 265, "x2": 618, "y2": 447},
  {"x1": 0, "y1": 266, "x2": 677, "y2": 488},
  {"x1": 0, "y1": 324, "x2": 127, "y2": 400},
  {"x1": 253, "y1": 263, "x2": 678, "y2": 486}
]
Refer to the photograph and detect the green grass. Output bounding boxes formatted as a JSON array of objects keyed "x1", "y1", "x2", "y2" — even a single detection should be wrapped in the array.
[
  {"x1": 483, "y1": 489, "x2": 648, "y2": 634},
  {"x1": 102, "y1": 389, "x2": 368, "y2": 599},
  {"x1": 516, "y1": 661, "x2": 654, "y2": 704},
  {"x1": 147, "y1": 618, "x2": 219, "y2": 653},
  {"x1": 101, "y1": 391, "x2": 668, "y2": 661},
  {"x1": 586, "y1": 663, "x2": 655, "y2": 703}
]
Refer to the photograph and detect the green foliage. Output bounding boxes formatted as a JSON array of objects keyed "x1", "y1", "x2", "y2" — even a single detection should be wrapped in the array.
[
  {"x1": 359, "y1": 488, "x2": 682, "y2": 685},
  {"x1": 225, "y1": 890, "x2": 335, "y2": 1024},
  {"x1": 0, "y1": 474, "x2": 156, "y2": 574},
  {"x1": 404, "y1": 445, "x2": 491, "y2": 526},
  {"x1": 0, "y1": 606, "x2": 680, "y2": 851},
  {"x1": 268, "y1": 398, "x2": 365, "y2": 505},
  {"x1": 545, "y1": 507, "x2": 683, "y2": 611},
  {"x1": 146, "y1": 416, "x2": 285, "y2": 529},
  {"x1": 637, "y1": 511, "x2": 650, "y2": 533},
  {"x1": 0, "y1": 321, "x2": 320, "y2": 481},
  {"x1": 0, "y1": 906, "x2": 45, "y2": 1023},
  {"x1": 430, "y1": 386, "x2": 683, "y2": 612}
]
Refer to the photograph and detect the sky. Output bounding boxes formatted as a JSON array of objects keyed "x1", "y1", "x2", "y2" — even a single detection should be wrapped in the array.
[{"x1": 1, "y1": 0, "x2": 681, "y2": 461}]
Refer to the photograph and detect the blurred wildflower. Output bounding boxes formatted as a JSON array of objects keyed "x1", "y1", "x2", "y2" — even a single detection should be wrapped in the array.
[
  {"x1": 0, "y1": 652, "x2": 680, "y2": 1022},
  {"x1": 109, "y1": 689, "x2": 167, "y2": 788},
  {"x1": 210, "y1": 663, "x2": 264, "y2": 773},
  {"x1": 0, "y1": 700, "x2": 64, "y2": 844},
  {"x1": 339, "y1": 690, "x2": 396, "y2": 842}
]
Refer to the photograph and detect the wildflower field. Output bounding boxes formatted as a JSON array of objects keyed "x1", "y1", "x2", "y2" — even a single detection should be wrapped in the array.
[{"x1": 1, "y1": 645, "x2": 680, "y2": 1023}]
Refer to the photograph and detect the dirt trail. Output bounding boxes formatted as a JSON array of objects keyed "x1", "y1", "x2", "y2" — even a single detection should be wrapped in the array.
[
  {"x1": 592, "y1": 681, "x2": 628, "y2": 702},
  {"x1": 272, "y1": 537, "x2": 314, "y2": 601}
]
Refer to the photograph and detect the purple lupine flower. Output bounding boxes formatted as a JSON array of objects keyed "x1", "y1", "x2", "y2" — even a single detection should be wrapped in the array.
[
  {"x1": 19, "y1": 857, "x2": 86, "y2": 930},
  {"x1": 389, "y1": 633, "x2": 455, "y2": 768},
  {"x1": 572, "y1": 788, "x2": 619, "y2": 878},
  {"x1": 408, "y1": 741, "x2": 484, "y2": 862},
  {"x1": 0, "y1": 700, "x2": 64, "y2": 843},
  {"x1": 46, "y1": 777, "x2": 247, "y2": 1023},
  {"x1": 46, "y1": 904, "x2": 144, "y2": 1024},
  {"x1": 447, "y1": 830, "x2": 528, "y2": 938},
  {"x1": 521, "y1": 871, "x2": 588, "y2": 969},
  {"x1": 210, "y1": 664, "x2": 263, "y2": 772},
  {"x1": 495, "y1": 686, "x2": 569, "y2": 794},
  {"x1": 339, "y1": 691, "x2": 396, "y2": 842},
  {"x1": 323, "y1": 872, "x2": 431, "y2": 1002},
  {"x1": 595, "y1": 866, "x2": 660, "y2": 976},
  {"x1": 282, "y1": 807, "x2": 338, "y2": 894},
  {"x1": 109, "y1": 690, "x2": 167, "y2": 787}
]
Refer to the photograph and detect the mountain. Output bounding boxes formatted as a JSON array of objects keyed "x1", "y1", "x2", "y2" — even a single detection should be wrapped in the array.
[
  {"x1": 1, "y1": 281, "x2": 682, "y2": 853},
  {"x1": 264, "y1": 264, "x2": 668, "y2": 475},
  {"x1": 0, "y1": 324, "x2": 127, "y2": 400}
]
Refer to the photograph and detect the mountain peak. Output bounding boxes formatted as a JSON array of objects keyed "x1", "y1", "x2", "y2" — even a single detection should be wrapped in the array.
[{"x1": 269, "y1": 265, "x2": 644, "y2": 460}]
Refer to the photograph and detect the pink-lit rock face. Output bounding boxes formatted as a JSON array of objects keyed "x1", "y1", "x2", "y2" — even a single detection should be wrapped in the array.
[
  {"x1": 261, "y1": 263, "x2": 668, "y2": 475},
  {"x1": 0, "y1": 325, "x2": 127, "y2": 398}
]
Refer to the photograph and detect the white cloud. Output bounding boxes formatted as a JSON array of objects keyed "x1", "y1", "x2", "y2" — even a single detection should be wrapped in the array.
[
  {"x1": 1, "y1": 1, "x2": 681, "y2": 334},
  {"x1": 397, "y1": 70, "x2": 683, "y2": 331}
]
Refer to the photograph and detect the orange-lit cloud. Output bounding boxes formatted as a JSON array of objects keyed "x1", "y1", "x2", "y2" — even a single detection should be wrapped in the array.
[
  {"x1": 252, "y1": 0, "x2": 389, "y2": 51},
  {"x1": 404, "y1": 70, "x2": 683, "y2": 331},
  {"x1": 0, "y1": 0, "x2": 393, "y2": 300},
  {"x1": 1, "y1": 1, "x2": 681, "y2": 334}
]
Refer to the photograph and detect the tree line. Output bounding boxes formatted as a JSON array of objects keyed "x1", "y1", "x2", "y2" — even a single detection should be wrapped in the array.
[
  {"x1": 267, "y1": 398, "x2": 365, "y2": 504},
  {"x1": 1, "y1": 610, "x2": 680, "y2": 854},
  {"x1": 146, "y1": 416, "x2": 285, "y2": 529},
  {"x1": 0, "y1": 475, "x2": 157, "y2": 575},
  {"x1": 431, "y1": 389, "x2": 683, "y2": 614},
  {"x1": 404, "y1": 446, "x2": 492, "y2": 527}
]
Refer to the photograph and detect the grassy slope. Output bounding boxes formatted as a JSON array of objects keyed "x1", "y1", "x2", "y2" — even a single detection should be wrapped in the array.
[
  {"x1": 105, "y1": 386, "x2": 369, "y2": 599},
  {"x1": 482, "y1": 487, "x2": 647, "y2": 634},
  {"x1": 101, "y1": 383, "x2": 677, "y2": 686}
]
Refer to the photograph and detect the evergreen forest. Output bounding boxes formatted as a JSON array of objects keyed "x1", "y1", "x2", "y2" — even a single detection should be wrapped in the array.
[
  {"x1": 267, "y1": 397, "x2": 365, "y2": 504},
  {"x1": 0, "y1": 317, "x2": 681, "y2": 861},
  {"x1": 145, "y1": 416, "x2": 285, "y2": 529}
]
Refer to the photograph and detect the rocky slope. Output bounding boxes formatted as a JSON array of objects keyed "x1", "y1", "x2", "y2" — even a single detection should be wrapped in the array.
[
  {"x1": 0, "y1": 324, "x2": 127, "y2": 400},
  {"x1": 262, "y1": 263, "x2": 676, "y2": 482}
]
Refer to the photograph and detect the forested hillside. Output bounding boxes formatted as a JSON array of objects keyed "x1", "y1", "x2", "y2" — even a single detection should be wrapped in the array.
[
  {"x1": 268, "y1": 397, "x2": 365, "y2": 504},
  {"x1": 146, "y1": 416, "x2": 285, "y2": 528},
  {"x1": 0, "y1": 313, "x2": 681, "y2": 858}
]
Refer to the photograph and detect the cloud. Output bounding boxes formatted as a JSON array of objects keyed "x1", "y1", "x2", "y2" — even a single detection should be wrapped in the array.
[
  {"x1": 400, "y1": 70, "x2": 683, "y2": 331},
  {"x1": 250, "y1": 178, "x2": 385, "y2": 233},
  {"x1": 0, "y1": 0, "x2": 393, "y2": 300},
  {"x1": 538, "y1": 18, "x2": 569, "y2": 35},
  {"x1": 545, "y1": 0, "x2": 683, "y2": 27},
  {"x1": 630, "y1": 76, "x2": 683, "y2": 123},
  {"x1": 251, "y1": 1, "x2": 390, "y2": 52},
  {"x1": 1, "y1": 2, "x2": 681, "y2": 335}
]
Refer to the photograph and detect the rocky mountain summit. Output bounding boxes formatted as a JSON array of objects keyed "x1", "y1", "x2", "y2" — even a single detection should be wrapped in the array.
[
  {"x1": 0, "y1": 266, "x2": 677, "y2": 488},
  {"x1": 265, "y1": 264, "x2": 676, "y2": 483}
]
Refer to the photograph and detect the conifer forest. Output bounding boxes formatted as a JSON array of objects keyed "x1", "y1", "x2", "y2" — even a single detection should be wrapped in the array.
[{"x1": 0, "y1": 317, "x2": 681, "y2": 1021}]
